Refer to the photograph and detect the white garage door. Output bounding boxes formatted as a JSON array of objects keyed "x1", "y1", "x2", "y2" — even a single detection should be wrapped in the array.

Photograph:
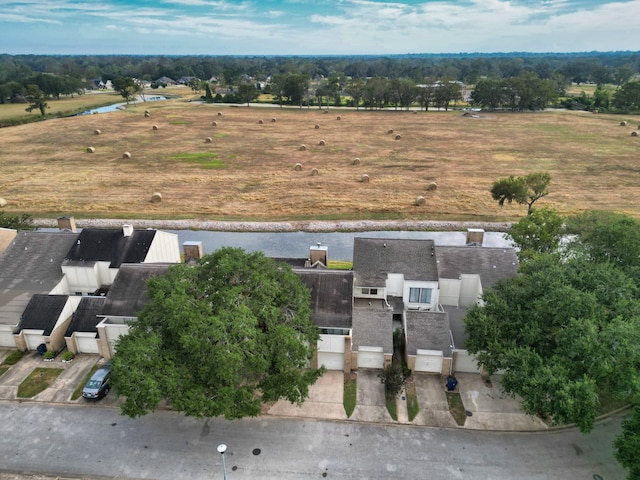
[
  {"x1": 453, "y1": 349, "x2": 482, "y2": 373},
  {"x1": 415, "y1": 349, "x2": 443, "y2": 373},
  {"x1": 0, "y1": 326, "x2": 15, "y2": 347},
  {"x1": 318, "y1": 352, "x2": 344, "y2": 370},
  {"x1": 357, "y1": 346, "x2": 384, "y2": 369},
  {"x1": 24, "y1": 331, "x2": 45, "y2": 351},
  {"x1": 75, "y1": 334, "x2": 99, "y2": 354}
]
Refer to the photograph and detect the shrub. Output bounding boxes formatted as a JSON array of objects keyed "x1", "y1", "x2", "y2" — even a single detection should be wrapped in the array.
[
  {"x1": 43, "y1": 350, "x2": 56, "y2": 360},
  {"x1": 62, "y1": 351, "x2": 75, "y2": 362},
  {"x1": 379, "y1": 362, "x2": 406, "y2": 397}
]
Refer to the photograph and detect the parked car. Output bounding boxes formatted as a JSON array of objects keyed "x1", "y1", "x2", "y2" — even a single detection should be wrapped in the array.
[{"x1": 82, "y1": 363, "x2": 112, "y2": 400}]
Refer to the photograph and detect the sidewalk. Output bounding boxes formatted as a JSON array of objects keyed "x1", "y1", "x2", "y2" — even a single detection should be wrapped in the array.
[{"x1": 0, "y1": 349, "x2": 548, "y2": 431}]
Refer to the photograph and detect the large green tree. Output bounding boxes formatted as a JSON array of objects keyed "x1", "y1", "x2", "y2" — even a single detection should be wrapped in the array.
[
  {"x1": 465, "y1": 252, "x2": 640, "y2": 432},
  {"x1": 111, "y1": 76, "x2": 142, "y2": 103},
  {"x1": 490, "y1": 172, "x2": 551, "y2": 215},
  {"x1": 507, "y1": 207, "x2": 565, "y2": 261},
  {"x1": 0, "y1": 208, "x2": 35, "y2": 230},
  {"x1": 24, "y1": 84, "x2": 48, "y2": 116},
  {"x1": 614, "y1": 406, "x2": 640, "y2": 480},
  {"x1": 110, "y1": 247, "x2": 323, "y2": 419}
]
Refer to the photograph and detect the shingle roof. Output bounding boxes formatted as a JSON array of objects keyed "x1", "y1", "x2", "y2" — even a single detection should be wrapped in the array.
[
  {"x1": 63, "y1": 228, "x2": 157, "y2": 268},
  {"x1": 405, "y1": 310, "x2": 453, "y2": 357},
  {"x1": 100, "y1": 264, "x2": 171, "y2": 317},
  {"x1": 65, "y1": 296, "x2": 107, "y2": 337},
  {"x1": 294, "y1": 269, "x2": 353, "y2": 329},
  {"x1": 435, "y1": 246, "x2": 519, "y2": 288},
  {"x1": 352, "y1": 238, "x2": 438, "y2": 286},
  {"x1": 351, "y1": 305, "x2": 394, "y2": 353},
  {"x1": 14, "y1": 294, "x2": 68, "y2": 335},
  {"x1": 0, "y1": 232, "x2": 78, "y2": 326}
]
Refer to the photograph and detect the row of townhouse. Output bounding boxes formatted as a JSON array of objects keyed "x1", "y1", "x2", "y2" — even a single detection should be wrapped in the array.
[{"x1": 0, "y1": 220, "x2": 518, "y2": 375}]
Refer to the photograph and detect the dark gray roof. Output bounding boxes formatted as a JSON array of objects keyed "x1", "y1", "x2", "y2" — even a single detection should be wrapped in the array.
[
  {"x1": 352, "y1": 238, "x2": 438, "y2": 286},
  {"x1": 101, "y1": 264, "x2": 171, "y2": 317},
  {"x1": 435, "y1": 246, "x2": 519, "y2": 288},
  {"x1": 351, "y1": 305, "x2": 394, "y2": 354},
  {"x1": 65, "y1": 296, "x2": 107, "y2": 337},
  {"x1": 0, "y1": 232, "x2": 78, "y2": 326},
  {"x1": 294, "y1": 269, "x2": 353, "y2": 329},
  {"x1": 443, "y1": 305, "x2": 469, "y2": 348},
  {"x1": 405, "y1": 310, "x2": 453, "y2": 357},
  {"x1": 63, "y1": 228, "x2": 157, "y2": 268},
  {"x1": 14, "y1": 294, "x2": 68, "y2": 335}
]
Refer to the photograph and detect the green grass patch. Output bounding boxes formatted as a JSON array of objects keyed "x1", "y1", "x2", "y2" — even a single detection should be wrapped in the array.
[
  {"x1": 171, "y1": 152, "x2": 226, "y2": 169},
  {"x1": 344, "y1": 374, "x2": 357, "y2": 417},
  {"x1": 2, "y1": 351, "x2": 25, "y2": 366},
  {"x1": 327, "y1": 260, "x2": 352, "y2": 270},
  {"x1": 72, "y1": 364, "x2": 99, "y2": 400},
  {"x1": 446, "y1": 391, "x2": 467, "y2": 426},
  {"x1": 17, "y1": 368, "x2": 63, "y2": 398},
  {"x1": 406, "y1": 381, "x2": 419, "y2": 421},
  {"x1": 385, "y1": 390, "x2": 398, "y2": 420},
  {"x1": 168, "y1": 120, "x2": 192, "y2": 125},
  {"x1": 0, "y1": 366, "x2": 9, "y2": 377}
]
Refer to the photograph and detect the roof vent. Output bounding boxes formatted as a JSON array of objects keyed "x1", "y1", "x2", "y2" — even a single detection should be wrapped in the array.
[{"x1": 123, "y1": 224, "x2": 134, "y2": 237}]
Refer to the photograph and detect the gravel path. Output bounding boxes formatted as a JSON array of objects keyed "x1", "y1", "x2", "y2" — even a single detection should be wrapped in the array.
[{"x1": 34, "y1": 218, "x2": 513, "y2": 232}]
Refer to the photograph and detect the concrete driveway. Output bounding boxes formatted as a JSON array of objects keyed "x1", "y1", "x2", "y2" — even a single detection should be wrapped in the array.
[
  {"x1": 349, "y1": 369, "x2": 394, "y2": 423},
  {"x1": 411, "y1": 373, "x2": 458, "y2": 427}
]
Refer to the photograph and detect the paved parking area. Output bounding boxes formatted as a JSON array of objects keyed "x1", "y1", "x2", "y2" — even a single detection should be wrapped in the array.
[{"x1": 0, "y1": 348, "x2": 548, "y2": 431}]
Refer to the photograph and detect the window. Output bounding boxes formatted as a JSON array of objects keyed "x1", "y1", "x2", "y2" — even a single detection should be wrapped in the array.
[
  {"x1": 409, "y1": 287, "x2": 432, "y2": 304},
  {"x1": 361, "y1": 288, "x2": 378, "y2": 295}
]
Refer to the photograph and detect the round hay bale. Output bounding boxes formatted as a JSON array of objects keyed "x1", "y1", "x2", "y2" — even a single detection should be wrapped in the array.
[
  {"x1": 144, "y1": 111, "x2": 150, "y2": 118},
  {"x1": 86, "y1": 147, "x2": 95, "y2": 153},
  {"x1": 620, "y1": 121, "x2": 628, "y2": 126},
  {"x1": 315, "y1": 124, "x2": 320, "y2": 129},
  {"x1": 336, "y1": 115, "x2": 341, "y2": 120},
  {"x1": 217, "y1": 111, "x2": 223, "y2": 116},
  {"x1": 414, "y1": 196, "x2": 426, "y2": 206},
  {"x1": 319, "y1": 139, "x2": 326, "y2": 146},
  {"x1": 311, "y1": 168, "x2": 319, "y2": 176},
  {"x1": 427, "y1": 182, "x2": 438, "y2": 192},
  {"x1": 387, "y1": 129, "x2": 394, "y2": 134},
  {"x1": 205, "y1": 137, "x2": 213, "y2": 143},
  {"x1": 353, "y1": 157, "x2": 361, "y2": 165},
  {"x1": 258, "y1": 119, "x2": 264, "y2": 124},
  {"x1": 299, "y1": 144, "x2": 307, "y2": 151},
  {"x1": 323, "y1": 110, "x2": 329, "y2": 114},
  {"x1": 632, "y1": 131, "x2": 639, "y2": 137},
  {"x1": 151, "y1": 192, "x2": 162, "y2": 203},
  {"x1": 361, "y1": 174, "x2": 370, "y2": 183},
  {"x1": 395, "y1": 134, "x2": 402, "y2": 140},
  {"x1": 122, "y1": 151, "x2": 131, "y2": 159},
  {"x1": 294, "y1": 163, "x2": 302, "y2": 171},
  {"x1": 144, "y1": 110, "x2": 150, "y2": 114},
  {"x1": 152, "y1": 125, "x2": 159, "y2": 130},
  {"x1": 271, "y1": 117, "x2": 276, "y2": 123},
  {"x1": 94, "y1": 129, "x2": 101, "y2": 135},
  {"x1": 0, "y1": 198, "x2": 7, "y2": 208},
  {"x1": 211, "y1": 121, "x2": 218, "y2": 126}
]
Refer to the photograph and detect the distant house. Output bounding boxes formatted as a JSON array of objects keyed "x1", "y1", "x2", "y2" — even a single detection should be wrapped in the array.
[
  {"x1": 177, "y1": 76, "x2": 198, "y2": 85},
  {"x1": 154, "y1": 76, "x2": 176, "y2": 86}
]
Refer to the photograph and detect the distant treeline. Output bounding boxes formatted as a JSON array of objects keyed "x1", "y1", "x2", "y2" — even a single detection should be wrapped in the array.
[{"x1": 1, "y1": 52, "x2": 639, "y2": 113}]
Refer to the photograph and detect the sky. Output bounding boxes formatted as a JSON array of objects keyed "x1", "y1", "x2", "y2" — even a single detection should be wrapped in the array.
[{"x1": 1, "y1": 0, "x2": 639, "y2": 56}]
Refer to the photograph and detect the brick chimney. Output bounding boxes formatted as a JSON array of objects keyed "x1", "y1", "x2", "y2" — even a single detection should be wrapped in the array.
[
  {"x1": 466, "y1": 228, "x2": 485, "y2": 246},
  {"x1": 309, "y1": 243, "x2": 328, "y2": 266},
  {"x1": 183, "y1": 241, "x2": 203, "y2": 264},
  {"x1": 57, "y1": 216, "x2": 77, "y2": 233}
]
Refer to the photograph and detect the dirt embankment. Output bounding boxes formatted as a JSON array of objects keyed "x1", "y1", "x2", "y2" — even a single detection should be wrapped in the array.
[{"x1": 34, "y1": 218, "x2": 513, "y2": 233}]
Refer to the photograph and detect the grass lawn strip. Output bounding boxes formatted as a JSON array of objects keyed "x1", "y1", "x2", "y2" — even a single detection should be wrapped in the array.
[
  {"x1": 0, "y1": 366, "x2": 9, "y2": 378},
  {"x1": 405, "y1": 379, "x2": 419, "y2": 422},
  {"x1": 343, "y1": 373, "x2": 356, "y2": 417},
  {"x1": 446, "y1": 391, "x2": 467, "y2": 426},
  {"x1": 17, "y1": 368, "x2": 64, "y2": 398},
  {"x1": 385, "y1": 390, "x2": 398, "y2": 421}
]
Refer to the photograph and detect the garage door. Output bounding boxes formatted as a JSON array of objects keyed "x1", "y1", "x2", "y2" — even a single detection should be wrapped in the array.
[
  {"x1": 415, "y1": 349, "x2": 443, "y2": 373},
  {"x1": 0, "y1": 326, "x2": 15, "y2": 347},
  {"x1": 318, "y1": 352, "x2": 344, "y2": 370},
  {"x1": 453, "y1": 349, "x2": 482, "y2": 373},
  {"x1": 24, "y1": 331, "x2": 45, "y2": 351},
  {"x1": 75, "y1": 334, "x2": 99, "y2": 354},
  {"x1": 317, "y1": 334, "x2": 345, "y2": 371},
  {"x1": 357, "y1": 346, "x2": 384, "y2": 369}
]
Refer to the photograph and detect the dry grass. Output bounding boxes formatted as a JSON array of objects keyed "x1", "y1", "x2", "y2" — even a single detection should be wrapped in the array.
[{"x1": 0, "y1": 100, "x2": 639, "y2": 222}]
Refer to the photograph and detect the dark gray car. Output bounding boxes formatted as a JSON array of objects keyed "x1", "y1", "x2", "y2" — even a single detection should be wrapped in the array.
[{"x1": 82, "y1": 363, "x2": 112, "y2": 400}]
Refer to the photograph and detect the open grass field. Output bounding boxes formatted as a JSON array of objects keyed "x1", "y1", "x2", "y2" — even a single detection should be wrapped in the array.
[{"x1": 0, "y1": 96, "x2": 639, "y2": 223}]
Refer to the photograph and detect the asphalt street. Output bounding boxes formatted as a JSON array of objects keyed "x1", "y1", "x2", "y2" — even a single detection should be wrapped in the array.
[{"x1": 0, "y1": 402, "x2": 627, "y2": 480}]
